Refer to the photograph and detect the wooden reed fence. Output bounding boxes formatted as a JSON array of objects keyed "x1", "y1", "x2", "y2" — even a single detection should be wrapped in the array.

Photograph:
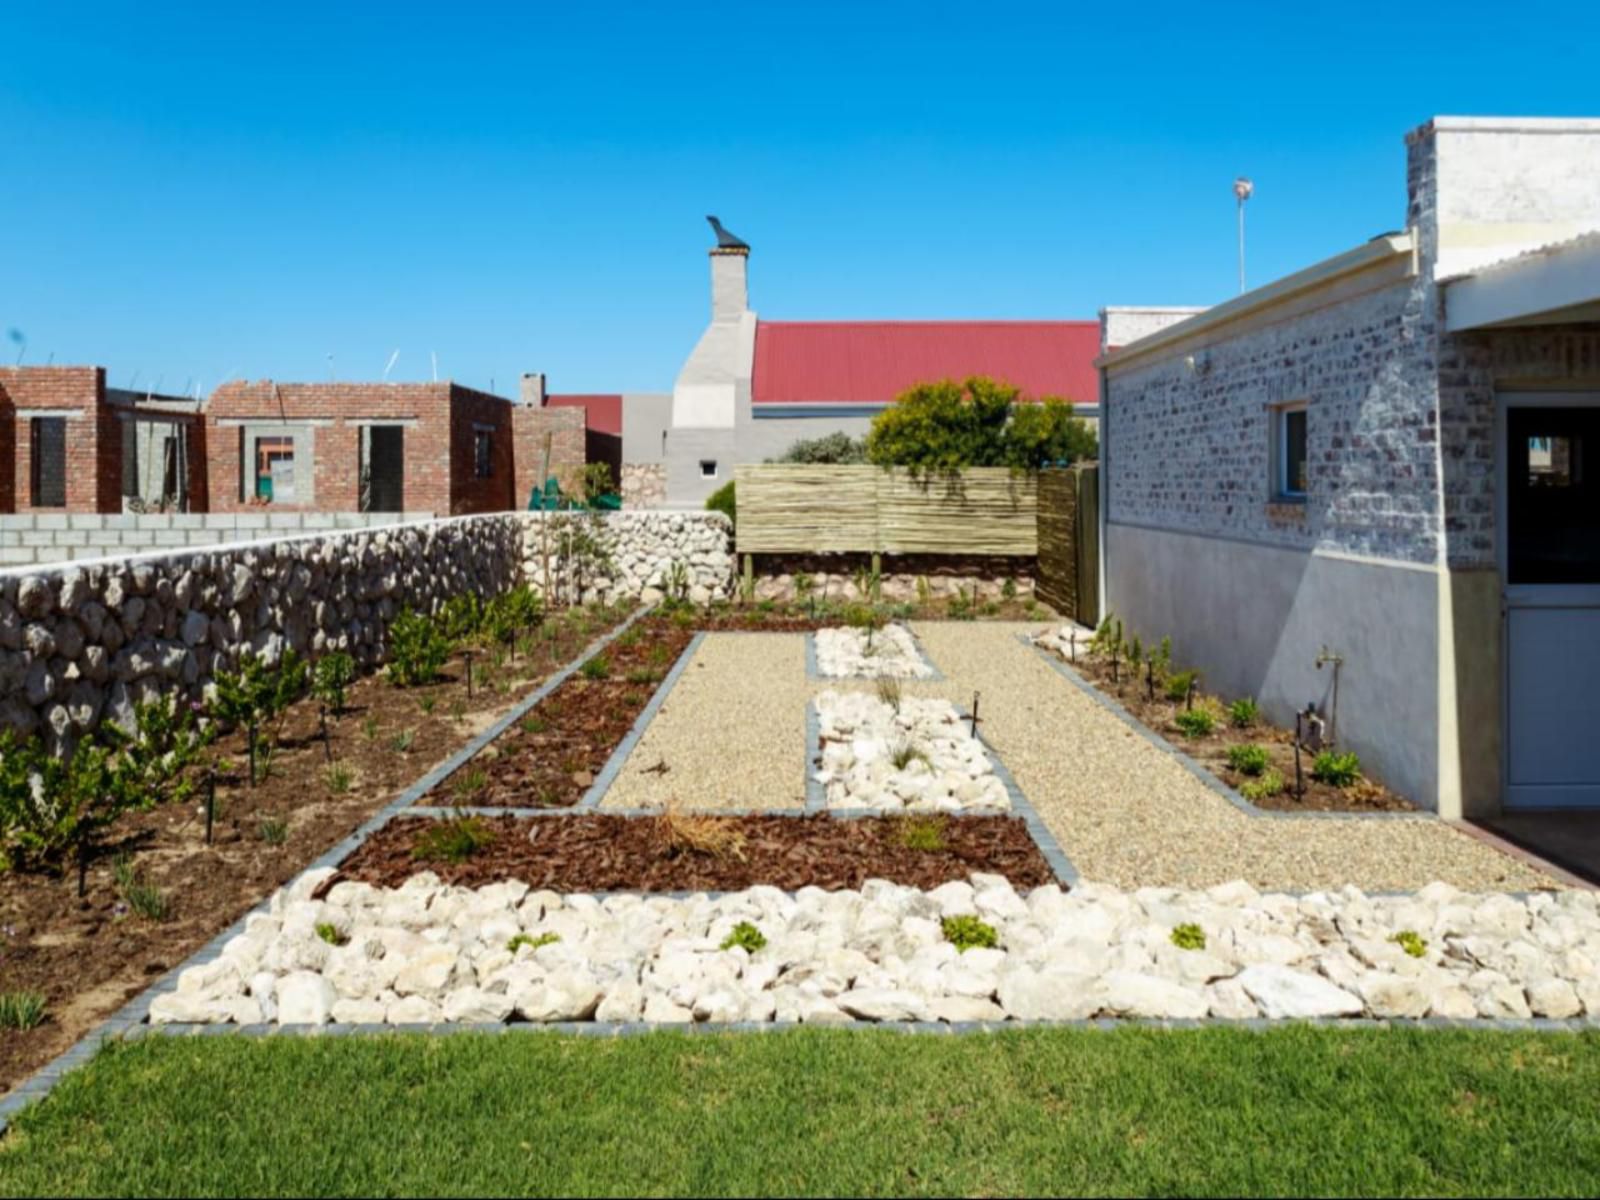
[{"x1": 734, "y1": 465, "x2": 1037, "y2": 556}]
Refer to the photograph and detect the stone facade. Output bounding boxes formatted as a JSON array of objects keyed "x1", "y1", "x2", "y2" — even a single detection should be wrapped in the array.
[
  {"x1": 619, "y1": 462, "x2": 666, "y2": 509},
  {"x1": 750, "y1": 554, "x2": 1034, "y2": 606},
  {"x1": 521, "y1": 510, "x2": 734, "y2": 606},
  {"x1": 0, "y1": 514, "x2": 525, "y2": 746}
]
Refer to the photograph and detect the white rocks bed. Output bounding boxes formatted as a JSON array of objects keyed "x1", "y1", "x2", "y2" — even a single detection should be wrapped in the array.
[
  {"x1": 149, "y1": 867, "x2": 1600, "y2": 1027},
  {"x1": 813, "y1": 624, "x2": 935, "y2": 679},
  {"x1": 813, "y1": 688, "x2": 1009, "y2": 812}
]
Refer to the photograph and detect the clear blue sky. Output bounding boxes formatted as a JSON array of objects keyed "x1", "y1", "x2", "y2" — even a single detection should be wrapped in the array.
[{"x1": 3, "y1": 1, "x2": 1597, "y2": 396}]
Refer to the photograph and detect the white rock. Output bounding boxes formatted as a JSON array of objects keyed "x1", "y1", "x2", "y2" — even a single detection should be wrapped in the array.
[
  {"x1": 443, "y1": 987, "x2": 515, "y2": 1023},
  {"x1": 176, "y1": 959, "x2": 243, "y2": 998},
  {"x1": 331, "y1": 997, "x2": 388, "y2": 1024},
  {"x1": 1205, "y1": 978, "x2": 1259, "y2": 1019},
  {"x1": 1356, "y1": 972, "x2": 1431, "y2": 1019},
  {"x1": 642, "y1": 994, "x2": 694, "y2": 1023},
  {"x1": 1526, "y1": 977, "x2": 1582, "y2": 1019},
  {"x1": 1236, "y1": 965, "x2": 1363, "y2": 1019},
  {"x1": 1102, "y1": 971, "x2": 1209, "y2": 1020},
  {"x1": 1427, "y1": 986, "x2": 1478, "y2": 1021},
  {"x1": 386, "y1": 995, "x2": 443, "y2": 1024},
  {"x1": 596, "y1": 981, "x2": 645, "y2": 1022},
  {"x1": 997, "y1": 967, "x2": 1104, "y2": 1020},
  {"x1": 515, "y1": 977, "x2": 603, "y2": 1022},
  {"x1": 836, "y1": 988, "x2": 927, "y2": 1022},
  {"x1": 393, "y1": 945, "x2": 460, "y2": 997},
  {"x1": 276, "y1": 971, "x2": 337, "y2": 1025},
  {"x1": 928, "y1": 995, "x2": 1006, "y2": 1023}
]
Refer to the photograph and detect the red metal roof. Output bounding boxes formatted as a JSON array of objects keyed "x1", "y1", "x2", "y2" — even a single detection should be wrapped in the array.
[
  {"x1": 751, "y1": 320, "x2": 1101, "y2": 407},
  {"x1": 545, "y1": 393, "x2": 622, "y2": 436}
]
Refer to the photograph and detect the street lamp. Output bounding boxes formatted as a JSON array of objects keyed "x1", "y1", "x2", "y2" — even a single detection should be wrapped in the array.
[{"x1": 1233, "y1": 177, "x2": 1254, "y2": 294}]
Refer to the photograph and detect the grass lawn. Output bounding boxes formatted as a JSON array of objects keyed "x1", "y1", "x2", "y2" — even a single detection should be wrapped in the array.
[{"x1": 1, "y1": 1025, "x2": 1598, "y2": 1197}]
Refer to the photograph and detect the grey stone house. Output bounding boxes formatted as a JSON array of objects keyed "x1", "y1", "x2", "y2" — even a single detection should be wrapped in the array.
[{"x1": 1098, "y1": 116, "x2": 1600, "y2": 820}]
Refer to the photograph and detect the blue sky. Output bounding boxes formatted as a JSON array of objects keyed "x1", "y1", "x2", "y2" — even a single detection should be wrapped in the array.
[{"x1": 3, "y1": 1, "x2": 1598, "y2": 396}]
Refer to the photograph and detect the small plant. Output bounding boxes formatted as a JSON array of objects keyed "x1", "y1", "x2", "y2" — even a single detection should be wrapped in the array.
[
  {"x1": 0, "y1": 990, "x2": 47, "y2": 1031},
  {"x1": 310, "y1": 652, "x2": 356, "y2": 716},
  {"x1": 1391, "y1": 930, "x2": 1428, "y2": 959},
  {"x1": 1165, "y1": 669, "x2": 1198, "y2": 703},
  {"x1": 1170, "y1": 923, "x2": 1207, "y2": 951},
  {"x1": 1240, "y1": 768, "x2": 1286, "y2": 802},
  {"x1": 894, "y1": 814, "x2": 947, "y2": 853},
  {"x1": 946, "y1": 585, "x2": 976, "y2": 621},
  {"x1": 112, "y1": 854, "x2": 169, "y2": 922},
  {"x1": 324, "y1": 761, "x2": 354, "y2": 794},
  {"x1": 507, "y1": 932, "x2": 560, "y2": 954},
  {"x1": 875, "y1": 675, "x2": 902, "y2": 714},
  {"x1": 1225, "y1": 744, "x2": 1270, "y2": 777},
  {"x1": 258, "y1": 815, "x2": 289, "y2": 844},
  {"x1": 942, "y1": 914, "x2": 998, "y2": 953},
  {"x1": 362, "y1": 715, "x2": 380, "y2": 740},
  {"x1": 889, "y1": 740, "x2": 927, "y2": 771},
  {"x1": 580, "y1": 654, "x2": 611, "y2": 681},
  {"x1": 720, "y1": 921, "x2": 767, "y2": 954},
  {"x1": 653, "y1": 800, "x2": 746, "y2": 861},
  {"x1": 1001, "y1": 577, "x2": 1017, "y2": 602},
  {"x1": 1173, "y1": 707, "x2": 1216, "y2": 739},
  {"x1": 1228, "y1": 697, "x2": 1260, "y2": 728},
  {"x1": 450, "y1": 765, "x2": 488, "y2": 800},
  {"x1": 387, "y1": 608, "x2": 452, "y2": 687},
  {"x1": 412, "y1": 815, "x2": 495, "y2": 864},
  {"x1": 1311, "y1": 751, "x2": 1362, "y2": 788},
  {"x1": 521, "y1": 715, "x2": 549, "y2": 735},
  {"x1": 391, "y1": 729, "x2": 417, "y2": 753},
  {"x1": 625, "y1": 667, "x2": 661, "y2": 686},
  {"x1": 315, "y1": 921, "x2": 347, "y2": 947},
  {"x1": 417, "y1": 695, "x2": 437, "y2": 716}
]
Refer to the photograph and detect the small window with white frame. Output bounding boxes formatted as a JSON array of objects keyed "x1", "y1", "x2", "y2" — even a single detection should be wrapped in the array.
[
  {"x1": 699, "y1": 459, "x2": 718, "y2": 480},
  {"x1": 1272, "y1": 403, "x2": 1308, "y2": 500}
]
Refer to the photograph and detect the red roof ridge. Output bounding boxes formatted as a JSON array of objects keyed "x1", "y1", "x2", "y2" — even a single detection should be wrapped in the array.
[{"x1": 758, "y1": 318, "x2": 1098, "y2": 328}]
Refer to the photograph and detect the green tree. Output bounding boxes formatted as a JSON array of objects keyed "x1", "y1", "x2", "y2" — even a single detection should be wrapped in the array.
[
  {"x1": 771, "y1": 432, "x2": 867, "y2": 464},
  {"x1": 864, "y1": 376, "x2": 1096, "y2": 470}
]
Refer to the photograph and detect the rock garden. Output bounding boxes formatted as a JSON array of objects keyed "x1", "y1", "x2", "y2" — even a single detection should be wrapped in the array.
[{"x1": 813, "y1": 623, "x2": 936, "y2": 679}]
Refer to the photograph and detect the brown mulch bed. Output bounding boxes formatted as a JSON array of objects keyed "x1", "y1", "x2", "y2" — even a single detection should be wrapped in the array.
[
  {"x1": 327, "y1": 812, "x2": 1058, "y2": 892},
  {"x1": 0, "y1": 602, "x2": 634, "y2": 1096},
  {"x1": 1052, "y1": 644, "x2": 1415, "y2": 813}
]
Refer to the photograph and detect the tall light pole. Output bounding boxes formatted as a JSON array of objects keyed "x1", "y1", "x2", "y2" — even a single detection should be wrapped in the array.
[{"x1": 1234, "y1": 176, "x2": 1254, "y2": 294}]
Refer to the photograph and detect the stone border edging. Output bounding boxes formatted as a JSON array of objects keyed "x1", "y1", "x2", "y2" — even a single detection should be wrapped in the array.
[
  {"x1": 1020, "y1": 634, "x2": 1432, "y2": 822},
  {"x1": 0, "y1": 603, "x2": 652, "y2": 1137},
  {"x1": 575, "y1": 632, "x2": 706, "y2": 810},
  {"x1": 804, "y1": 627, "x2": 945, "y2": 682}
]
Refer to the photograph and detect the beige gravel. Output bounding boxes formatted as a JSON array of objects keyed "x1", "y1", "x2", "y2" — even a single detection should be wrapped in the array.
[{"x1": 600, "y1": 633, "x2": 808, "y2": 811}]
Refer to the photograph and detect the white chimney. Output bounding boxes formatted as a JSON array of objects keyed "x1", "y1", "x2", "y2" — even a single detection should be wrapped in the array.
[
  {"x1": 520, "y1": 371, "x2": 547, "y2": 407},
  {"x1": 710, "y1": 246, "x2": 749, "y2": 319}
]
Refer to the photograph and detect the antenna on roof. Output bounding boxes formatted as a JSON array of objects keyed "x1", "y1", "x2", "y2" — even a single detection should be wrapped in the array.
[
  {"x1": 431, "y1": 350, "x2": 438, "y2": 383},
  {"x1": 45, "y1": 352, "x2": 54, "y2": 366},
  {"x1": 5, "y1": 329, "x2": 23, "y2": 366},
  {"x1": 383, "y1": 349, "x2": 400, "y2": 381},
  {"x1": 127, "y1": 370, "x2": 140, "y2": 391}
]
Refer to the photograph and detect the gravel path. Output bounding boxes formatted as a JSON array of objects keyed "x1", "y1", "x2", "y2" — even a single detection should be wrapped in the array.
[
  {"x1": 600, "y1": 633, "x2": 808, "y2": 811},
  {"x1": 910, "y1": 622, "x2": 1561, "y2": 892}
]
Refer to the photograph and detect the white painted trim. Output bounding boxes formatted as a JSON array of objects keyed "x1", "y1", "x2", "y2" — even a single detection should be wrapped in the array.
[
  {"x1": 1098, "y1": 234, "x2": 1415, "y2": 370},
  {"x1": 1445, "y1": 234, "x2": 1600, "y2": 330},
  {"x1": 13, "y1": 408, "x2": 84, "y2": 421},
  {"x1": 1427, "y1": 116, "x2": 1600, "y2": 133}
]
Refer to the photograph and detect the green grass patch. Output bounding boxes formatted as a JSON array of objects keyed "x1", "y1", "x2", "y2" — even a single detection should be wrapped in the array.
[{"x1": 2, "y1": 1028, "x2": 1599, "y2": 1196}]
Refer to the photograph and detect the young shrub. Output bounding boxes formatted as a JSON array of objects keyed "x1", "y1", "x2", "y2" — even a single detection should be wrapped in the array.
[
  {"x1": 310, "y1": 651, "x2": 356, "y2": 716},
  {"x1": 416, "y1": 695, "x2": 437, "y2": 716},
  {"x1": 942, "y1": 914, "x2": 999, "y2": 953},
  {"x1": 315, "y1": 922, "x2": 347, "y2": 947},
  {"x1": 0, "y1": 990, "x2": 47, "y2": 1031},
  {"x1": 113, "y1": 854, "x2": 169, "y2": 922},
  {"x1": 521, "y1": 715, "x2": 549, "y2": 735},
  {"x1": 579, "y1": 654, "x2": 611, "y2": 681},
  {"x1": 1311, "y1": 750, "x2": 1362, "y2": 788},
  {"x1": 324, "y1": 761, "x2": 354, "y2": 794},
  {"x1": 704, "y1": 480, "x2": 736, "y2": 529},
  {"x1": 1001, "y1": 577, "x2": 1018, "y2": 602},
  {"x1": 1240, "y1": 768, "x2": 1286, "y2": 803},
  {"x1": 720, "y1": 921, "x2": 767, "y2": 954},
  {"x1": 436, "y1": 594, "x2": 484, "y2": 644},
  {"x1": 507, "y1": 932, "x2": 560, "y2": 954},
  {"x1": 391, "y1": 729, "x2": 416, "y2": 753},
  {"x1": 1170, "y1": 923, "x2": 1207, "y2": 951},
  {"x1": 1227, "y1": 697, "x2": 1260, "y2": 728},
  {"x1": 894, "y1": 814, "x2": 948, "y2": 853},
  {"x1": 1165, "y1": 669, "x2": 1198, "y2": 703},
  {"x1": 1173, "y1": 707, "x2": 1216, "y2": 739},
  {"x1": 1390, "y1": 930, "x2": 1428, "y2": 959},
  {"x1": 450, "y1": 765, "x2": 488, "y2": 801},
  {"x1": 1225, "y1": 744, "x2": 1270, "y2": 777},
  {"x1": 386, "y1": 608, "x2": 451, "y2": 687},
  {"x1": 412, "y1": 815, "x2": 495, "y2": 864},
  {"x1": 258, "y1": 815, "x2": 289, "y2": 845},
  {"x1": 1, "y1": 733, "x2": 122, "y2": 873}
]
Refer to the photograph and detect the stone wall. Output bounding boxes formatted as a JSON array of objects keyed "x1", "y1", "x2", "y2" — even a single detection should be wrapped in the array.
[
  {"x1": 0, "y1": 514, "x2": 525, "y2": 746},
  {"x1": 520, "y1": 510, "x2": 733, "y2": 606},
  {"x1": 619, "y1": 463, "x2": 666, "y2": 509},
  {"x1": 0, "y1": 511, "x2": 438, "y2": 567},
  {"x1": 750, "y1": 553, "x2": 1035, "y2": 605}
]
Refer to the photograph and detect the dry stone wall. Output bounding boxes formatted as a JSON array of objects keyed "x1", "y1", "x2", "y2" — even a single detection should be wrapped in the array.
[
  {"x1": 0, "y1": 514, "x2": 525, "y2": 746},
  {"x1": 520, "y1": 511, "x2": 734, "y2": 606}
]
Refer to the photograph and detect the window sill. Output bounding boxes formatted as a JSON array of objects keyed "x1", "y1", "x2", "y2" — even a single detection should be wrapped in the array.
[{"x1": 1266, "y1": 499, "x2": 1308, "y2": 524}]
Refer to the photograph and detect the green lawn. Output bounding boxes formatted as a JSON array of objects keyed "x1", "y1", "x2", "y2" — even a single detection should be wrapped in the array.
[{"x1": 1, "y1": 1026, "x2": 1597, "y2": 1197}]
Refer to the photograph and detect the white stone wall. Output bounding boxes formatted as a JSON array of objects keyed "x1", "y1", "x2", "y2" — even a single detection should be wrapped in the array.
[
  {"x1": 520, "y1": 511, "x2": 734, "y2": 606},
  {"x1": 0, "y1": 515, "x2": 524, "y2": 745}
]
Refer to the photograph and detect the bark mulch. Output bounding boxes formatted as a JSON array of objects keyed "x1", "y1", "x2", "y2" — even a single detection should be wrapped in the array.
[
  {"x1": 1059, "y1": 647, "x2": 1415, "y2": 813},
  {"x1": 329, "y1": 812, "x2": 1058, "y2": 893}
]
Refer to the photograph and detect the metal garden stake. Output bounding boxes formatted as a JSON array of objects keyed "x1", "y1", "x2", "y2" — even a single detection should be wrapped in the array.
[
  {"x1": 968, "y1": 692, "x2": 982, "y2": 739},
  {"x1": 247, "y1": 720, "x2": 258, "y2": 788},
  {"x1": 205, "y1": 770, "x2": 217, "y2": 844},
  {"x1": 319, "y1": 704, "x2": 331, "y2": 763},
  {"x1": 463, "y1": 649, "x2": 475, "y2": 699}
]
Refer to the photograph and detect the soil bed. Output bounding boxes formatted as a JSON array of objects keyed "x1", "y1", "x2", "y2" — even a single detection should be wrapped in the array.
[
  {"x1": 0, "y1": 602, "x2": 633, "y2": 1096},
  {"x1": 330, "y1": 812, "x2": 1057, "y2": 892},
  {"x1": 1040, "y1": 637, "x2": 1415, "y2": 813}
]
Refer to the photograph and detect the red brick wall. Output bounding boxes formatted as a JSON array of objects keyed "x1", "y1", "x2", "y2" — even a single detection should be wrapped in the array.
[
  {"x1": 0, "y1": 366, "x2": 118, "y2": 513},
  {"x1": 205, "y1": 381, "x2": 523, "y2": 515},
  {"x1": 511, "y1": 404, "x2": 586, "y2": 508}
]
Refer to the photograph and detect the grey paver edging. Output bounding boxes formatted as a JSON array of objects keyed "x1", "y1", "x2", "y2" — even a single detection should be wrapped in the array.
[
  {"x1": 1019, "y1": 634, "x2": 1432, "y2": 822},
  {"x1": 576, "y1": 631, "x2": 706, "y2": 809},
  {"x1": 805, "y1": 626, "x2": 945, "y2": 681}
]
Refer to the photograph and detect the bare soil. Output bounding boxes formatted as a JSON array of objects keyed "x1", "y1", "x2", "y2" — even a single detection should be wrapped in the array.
[
  {"x1": 0, "y1": 602, "x2": 633, "y2": 1095},
  {"x1": 328, "y1": 812, "x2": 1058, "y2": 893}
]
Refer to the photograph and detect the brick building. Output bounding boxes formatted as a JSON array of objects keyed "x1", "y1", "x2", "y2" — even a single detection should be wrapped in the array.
[
  {"x1": 1099, "y1": 116, "x2": 1600, "y2": 819},
  {"x1": 0, "y1": 367, "x2": 121, "y2": 513}
]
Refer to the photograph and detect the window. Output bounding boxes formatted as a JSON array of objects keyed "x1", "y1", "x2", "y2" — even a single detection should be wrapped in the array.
[
  {"x1": 474, "y1": 430, "x2": 494, "y2": 479},
  {"x1": 30, "y1": 417, "x2": 66, "y2": 507},
  {"x1": 699, "y1": 459, "x2": 718, "y2": 479},
  {"x1": 1273, "y1": 404, "x2": 1308, "y2": 500},
  {"x1": 253, "y1": 435, "x2": 298, "y2": 503}
]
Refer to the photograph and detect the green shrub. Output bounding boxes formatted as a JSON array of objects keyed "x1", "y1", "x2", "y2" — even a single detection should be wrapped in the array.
[
  {"x1": 437, "y1": 594, "x2": 484, "y2": 644},
  {"x1": 315, "y1": 922, "x2": 347, "y2": 947},
  {"x1": 894, "y1": 814, "x2": 947, "y2": 853},
  {"x1": 1165, "y1": 669, "x2": 1198, "y2": 702},
  {"x1": 579, "y1": 654, "x2": 611, "y2": 681},
  {"x1": 1170, "y1": 923, "x2": 1207, "y2": 951},
  {"x1": 310, "y1": 652, "x2": 356, "y2": 715},
  {"x1": 507, "y1": 932, "x2": 560, "y2": 954},
  {"x1": 450, "y1": 765, "x2": 488, "y2": 800},
  {"x1": 1225, "y1": 744, "x2": 1270, "y2": 777},
  {"x1": 864, "y1": 377, "x2": 1096, "y2": 470},
  {"x1": 324, "y1": 762, "x2": 354, "y2": 794},
  {"x1": 1227, "y1": 697, "x2": 1260, "y2": 728},
  {"x1": 258, "y1": 815, "x2": 289, "y2": 845},
  {"x1": 1240, "y1": 768, "x2": 1286, "y2": 802},
  {"x1": 1391, "y1": 930, "x2": 1428, "y2": 959},
  {"x1": 1, "y1": 733, "x2": 123, "y2": 873},
  {"x1": 942, "y1": 914, "x2": 999, "y2": 952},
  {"x1": 212, "y1": 649, "x2": 307, "y2": 735},
  {"x1": 113, "y1": 854, "x2": 169, "y2": 922},
  {"x1": 720, "y1": 921, "x2": 767, "y2": 954},
  {"x1": 412, "y1": 816, "x2": 495, "y2": 864},
  {"x1": 1311, "y1": 751, "x2": 1362, "y2": 788},
  {"x1": 772, "y1": 432, "x2": 867, "y2": 464},
  {"x1": 387, "y1": 608, "x2": 451, "y2": 687},
  {"x1": 1173, "y1": 708, "x2": 1215, "y2": 739},
  {"x1": 705, "y1": 480, "x2": 736, "y2": 528},
  {"x1": 391, "y1": 729, "x2": 416, "y2": 753},
  {"x1": 0, "y1": 990, "x2": 47, "y2": 1031}
]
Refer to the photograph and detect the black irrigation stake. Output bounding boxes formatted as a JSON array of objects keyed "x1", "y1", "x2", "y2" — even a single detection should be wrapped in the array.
[
  {"x1": 968, "y1": 692, "x2": 982, "y2": 739},
  {"x1": 1145, "y1": 657, "x2": 1155, "y2": 702},
  {"x1": 319, "y1": 704, "x2": 332, "y2": 763},
  {"x1": 1110, "y1": 646, "x2": 1119, "y2": 685},
  {"x1": 76, "y1": 837, "x2": 88, "y2": 899},
  {"x1": 506, "y1": 626, "x2": 517, "y2": 663},
  {"x1": 247, "y1": 720, "x2": 258, "y2": 789},
  {"x1": 1293, "y1": 712, "x2": 1306, "y2": 802},
  {"x1": 463, "y1": 649, "x2": 475, "y2": 699},
  {"x1": 1185, "y1": 677, "x2": 1196, "y2": 712},
  {"x1": 204, "y1": 771, "x2": 216, "y2": 845},
  {"x1": 1068, "y1": 631, "x2": 1076, "y2": 663}
]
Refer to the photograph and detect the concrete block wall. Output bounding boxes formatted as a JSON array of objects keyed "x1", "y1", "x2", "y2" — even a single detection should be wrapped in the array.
[{"x1": 0, "y1": 512, "x2": 437, "y2": 567}]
